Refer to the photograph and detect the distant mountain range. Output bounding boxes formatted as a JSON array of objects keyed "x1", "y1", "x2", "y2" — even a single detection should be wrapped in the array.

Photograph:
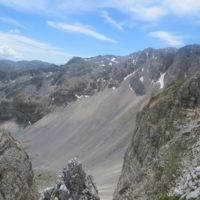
[{"x1": 1, "y1": 45, "x2": 200, "y2": 126}]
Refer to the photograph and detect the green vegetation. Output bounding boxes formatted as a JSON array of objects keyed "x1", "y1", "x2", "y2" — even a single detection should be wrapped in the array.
[
  {"x1": 159, "y1": 196, "x2": 180, "y2": 200},
  {"x1": 146, "y1": 80, "x2": 184, "y2": 109},
  {"x1": 0, "y1": 168, "x2": 6, "y2": 181},
  {"x1": 164, "y1": 141, "x2": 183, "y2": 178}
]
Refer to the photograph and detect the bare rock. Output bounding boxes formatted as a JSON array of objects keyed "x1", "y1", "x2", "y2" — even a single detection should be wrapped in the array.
[
  {"x1": 43, "y1": 158, "x2": 100, "y2": 200},
  {"x1": 0, "y1": 129, "x2": 38, "y2": 200}
]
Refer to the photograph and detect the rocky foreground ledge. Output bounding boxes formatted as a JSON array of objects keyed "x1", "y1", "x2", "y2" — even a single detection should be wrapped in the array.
[
  {"x1": 43, "y1": 158, "x2": 100, "y2": 200},
  {"x1": 0, "y1": 129, "x2": 39, "y2": 200}
]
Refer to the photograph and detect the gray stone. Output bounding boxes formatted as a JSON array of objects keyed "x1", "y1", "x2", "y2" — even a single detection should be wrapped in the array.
[
  {"x1": 186, "y1": 188, "x2": 200, "y2": 199},
  {"x1": 0, "y1": 129, "x2": 38, "y2": 200},
  {"x1": 43, "y1": 158, "x2": 100, "y2": 200}
]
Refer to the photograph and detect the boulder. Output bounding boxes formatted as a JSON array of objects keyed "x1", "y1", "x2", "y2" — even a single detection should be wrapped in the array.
[{"x1": 43, "y1": 158, "x2": 100, "y2": 200}]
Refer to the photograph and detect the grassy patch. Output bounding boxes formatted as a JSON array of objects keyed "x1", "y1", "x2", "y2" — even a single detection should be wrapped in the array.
[
  {"x1": 34, "y1": 169, "x2": 56, "y2": 187},
  {"x1": 159, "y1": 196, "x2": 181, "y2": 200},
  {"x1": 146, "y1": 80, "x2": 184, "y2": 109}
]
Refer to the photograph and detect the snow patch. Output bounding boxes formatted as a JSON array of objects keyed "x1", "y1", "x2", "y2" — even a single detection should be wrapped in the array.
[
  {"x1": 111, "y1": 57, "x2": 116, "y2": 62},
  {"x1": 157, "y1": 73, "x2": 166, "y2": 89},
  {"x1": 46, "y1": 72, "x2": 53, "y2": 78},
  {"x1": 111, "y1": 57, "x2": 119, "y2": 63},
  {"x1": 108, "y1": 62, "x2": 113, "y2": 66},
  {"x1": 132, "y1": 59, "x2": 137, "y2": 65},
  {"x1": 124, "y1": 71, "x2": 136, "y2": 80},
  {"x1": 75, "y1": 94, "x2": 82, "y2": 99},
  {"x1": 112, "y1": 87, "x2": 116, "y2": 90},
  {"x1": 75, "y1": 94, "x2": 90, "y2": 100},
  {"x1": 129, "y1": 84, "x2": 134, "y2": 92},
  {"x1": 140, "y1": 76, "x2": 144, "y2": 82},
  {"x1": 100, "y1": 64, "x2": 105, "y2": 67},
  {"x1": 152, "y1": 55, "x2": 157, "y2": 60}
]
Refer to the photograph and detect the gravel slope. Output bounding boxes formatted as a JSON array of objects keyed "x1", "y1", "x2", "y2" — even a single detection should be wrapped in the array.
[{"x1": 15, "y1": 78, "x2": 149, "y2": 199}]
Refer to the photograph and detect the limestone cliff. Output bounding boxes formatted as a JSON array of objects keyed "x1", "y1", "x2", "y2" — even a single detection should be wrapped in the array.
[{"x1": 114, "y1": 73, "x2": 200, "y2": 200}]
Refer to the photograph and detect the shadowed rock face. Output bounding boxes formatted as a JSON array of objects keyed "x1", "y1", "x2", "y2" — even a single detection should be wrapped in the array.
[
  {"x1": 0, "y1": 129, "x2": 38, "y2": 200},
  {"x1": 113, "y1": 73, "x2": 200, "y2": 200},
  {"x1": 43, "y1": 158, "x2": 100, "y2": 200}
]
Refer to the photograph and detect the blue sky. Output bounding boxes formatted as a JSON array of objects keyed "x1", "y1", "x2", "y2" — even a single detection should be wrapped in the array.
[{"x1": 0, "y1": 0, "x2": 200, "y2": 64}]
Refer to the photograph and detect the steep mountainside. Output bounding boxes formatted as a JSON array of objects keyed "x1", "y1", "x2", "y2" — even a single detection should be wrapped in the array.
[
  {"x1": 1, "y1": 44, "x2": 200, "y2": 200},
  {"x1": 0, "y1": 129, "x2": 38, "y2": 200},
  {"x1": 0, "y1": 47, "x2": 177, "y2": 126},
  {"x1": 114, "y1": 73, "x2": 200, "y2": 200}
]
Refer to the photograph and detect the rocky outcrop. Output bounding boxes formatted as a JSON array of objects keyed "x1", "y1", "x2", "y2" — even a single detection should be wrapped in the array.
[
  {"x1": 0, "y1": 129, "x2": 38, "y2": 200},
  {"x1": 43, "y1": 158, "x2": 100, "y2": 200},
  {"x1": 114, "y1": 73, "x2": 200, "y2": 200}
]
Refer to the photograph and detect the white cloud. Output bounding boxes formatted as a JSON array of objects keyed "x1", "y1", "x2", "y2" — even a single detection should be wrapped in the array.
[
  {"x1": 0, "y1": 16, "x2": 26, "y2": 29},
  {"x1": 130, "y1": 6, "x2": 166, "y2": 21},
  {"x1": 163, "y1": 0, "x2": 200, "y2": 15},
  {"x1": 47, "y1": 21, "x2": 118, "y2": 43},
  {"x1": 101, "y1": 11, "x2": 123, "y2": 31},
  {"x1": 149, "y1": 31, "x2": 184, "y2": 46},
  {"x1": 0, "y1": 32, "x2": 71, "y2": 63},
  {"x1": 0, "y1": 45, "x2": 18, "y2": 58},
  {"x1": 1, "y1": 0, "x2": 200, "y2": 22}
]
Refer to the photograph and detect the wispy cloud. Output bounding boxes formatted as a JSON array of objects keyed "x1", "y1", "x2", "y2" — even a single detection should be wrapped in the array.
[
  {"x1": 101, "y1": 11, "x2": 123, "y2": 31},
  {"x1": 148, "y1": 31, "x2": 184, "y2": 47},
  {"x1": 163, "y1": 0, "x2": 200, "y2": 15},
  {"x1": 0, "y1": 16, "x2": 26, "y2": 29},
  {"x1": 1, "y1": 0, "x2": 200, "y2": 22},
  {"x1": 130, "y1": 6, "x2": 166, "y2": 21},
  {"x1": 0, "y1": 32, "x2": 71, "y2": 63},
  {"x1": 47, "y1": 21, "x2": 118, "y2": 43}
]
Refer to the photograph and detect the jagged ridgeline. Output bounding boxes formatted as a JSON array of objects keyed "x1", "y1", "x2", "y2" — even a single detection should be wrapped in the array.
[
  {"x1": 1, "y1": 45, "x2": 200, "y2": 128},
  {"x1": 0, "y1": 46, "x2": 177, "y2": 126}
]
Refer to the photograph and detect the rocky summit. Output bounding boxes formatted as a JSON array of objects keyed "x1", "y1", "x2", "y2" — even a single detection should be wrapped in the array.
[{"x1": 43, "y1": 158, "x2": 100, "y2": 200}]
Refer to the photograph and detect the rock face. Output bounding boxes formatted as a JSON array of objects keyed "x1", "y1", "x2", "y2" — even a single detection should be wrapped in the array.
[
  {"x1": 113, "y1": 73, "x2": 200, "y2": 200},
  {"x1": 43, "y1": 158, "x2": 100, "y2": 200},
  {"x1": 0, "y1": 129, "x2": 38, "y2": 200}
]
